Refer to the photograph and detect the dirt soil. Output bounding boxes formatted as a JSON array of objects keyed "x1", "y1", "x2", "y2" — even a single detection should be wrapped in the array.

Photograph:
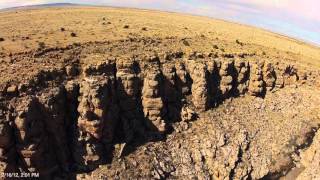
[{"x1": 0, "y1": 6, "x2": 320, "y2": 180}]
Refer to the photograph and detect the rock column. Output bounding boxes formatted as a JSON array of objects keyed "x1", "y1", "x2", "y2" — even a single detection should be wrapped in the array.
[
  {"x1": 116, "y1": 58, "x2": 143, "y2": 141},
  {"x1": 235, "y1": 59, "x2": 250, "y2": 95},
  {"x1": 248, "y1": 63, "x2": 265, "y2": 96},
  {"x1": 187, "y1": 61, "x2": 209, "y2": 111},
  {"x1": 219, "y1": 60, "x2": 235, "y2": 98},
  {"x1": 142, "y1": 62, "x2": 166, "y2": 133},
  {"x1": 162, "y1": 63, "x2": 181, "y2": 121},
  {"x1": 263, "y1": 63, "x2": 276, "y2": 91},
  {"x1": 76, "y1": 61, "x2": 118, "y2": 169}
]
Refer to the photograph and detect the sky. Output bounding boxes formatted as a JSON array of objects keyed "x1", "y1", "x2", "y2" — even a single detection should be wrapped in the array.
[{"x1": 0, "y1": 0, "x2": 319, "y2": 46}]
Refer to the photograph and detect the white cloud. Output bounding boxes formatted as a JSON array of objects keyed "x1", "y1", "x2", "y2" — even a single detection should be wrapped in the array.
[{"x1": 0, "y1": 0, "x2": 54, "y2": 8}]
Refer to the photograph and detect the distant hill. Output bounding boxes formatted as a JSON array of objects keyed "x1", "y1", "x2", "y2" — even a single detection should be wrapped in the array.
[{"x1": 0, "y1": 3, "x2": 82, "y2": 11}]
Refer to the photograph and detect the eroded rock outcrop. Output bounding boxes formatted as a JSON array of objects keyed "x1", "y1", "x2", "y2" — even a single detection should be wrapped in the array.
[
  {"x1": 13, "y1": 97, "x2": 59, "y2": 176},
  {"x1": 39, "y1": 87, "x2": 70, "y2": 171},
  {"x1": 248, "y1": 62, "x2": 265, "y2": 96},
  {"x1": 116, "y1": 57, "x2": 143, "y2": 141},
  {"x1": 235, "y1": 59, "x2": 250, "y2": 95},
  {"x1": 142, "y1": 57, "x2": 166, "y2": 132},
  {"x1": 297, "y1": 131, "x2": 320, "y2": 180},
  {"x1": 0, "y1": 107, "x2": 17, "y2": 174},
  {"x1": 263, "y1": 62, "x2": 276, "y2": 91},
  {"x1": 0, "y1": 49, "x2": 317, "y2": 178},
  {"x1": 175, "y1": 62, "x2": 191, "y2": 96},
  {"x1": 283, "y1": 64, "x2": 299, "y2": 86},
  {"x1": 75, "y1": 60, "x2": 119, "y2": 169},
  {"x1": 205, "y1": 59, "x2": 220, "y2": 106},
  {"x1": 210, "y1": 131, "x2": 251, "y2": 180},
  {"x1": 186, "y1": 60, "x2": 210, "y2": 111},
  {"x1": 162, "y1": 63, "x2": 182, "y2": 121},
  {"x1": 219, "y1": 59, "x2": 236, "y2": 98}
]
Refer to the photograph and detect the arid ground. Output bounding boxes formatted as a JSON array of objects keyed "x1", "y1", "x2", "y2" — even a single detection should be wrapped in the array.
[{"x1": 0, "y1": 6, "x2": 320, "y2": 179}]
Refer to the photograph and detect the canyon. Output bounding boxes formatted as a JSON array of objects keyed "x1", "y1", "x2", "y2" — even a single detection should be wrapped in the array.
[{"x1": 0, "y1": 7, "x2": 320, "y2": 179}]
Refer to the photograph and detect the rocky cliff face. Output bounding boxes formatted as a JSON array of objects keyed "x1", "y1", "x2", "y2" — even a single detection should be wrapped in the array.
[{"x1": 0, "y1": 44, "x2": 319, "y2": 179}]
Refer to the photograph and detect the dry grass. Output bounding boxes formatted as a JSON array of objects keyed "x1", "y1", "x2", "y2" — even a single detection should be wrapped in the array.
[{"x1": 0, "y1": 6, "x2": 319, "y2": 67}]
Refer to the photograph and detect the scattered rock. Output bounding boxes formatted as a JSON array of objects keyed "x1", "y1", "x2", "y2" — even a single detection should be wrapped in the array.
[
  {"x1": 181, "y1": 106, "x2": 197, "y2": 122},
  {"x1": 6, "y1": 85, "x2": 17, "y2": 95},
  {"x1": 182, "y1": 39, "x2": 190, "y2": 46},
  {"x1": 236, "y1": 39, "x2": 244, "y2": 46}
]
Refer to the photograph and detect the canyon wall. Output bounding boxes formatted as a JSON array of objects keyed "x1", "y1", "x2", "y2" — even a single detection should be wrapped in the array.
[{"x1": 0, "y1": 51, "x2": 319, "y2": 177}]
